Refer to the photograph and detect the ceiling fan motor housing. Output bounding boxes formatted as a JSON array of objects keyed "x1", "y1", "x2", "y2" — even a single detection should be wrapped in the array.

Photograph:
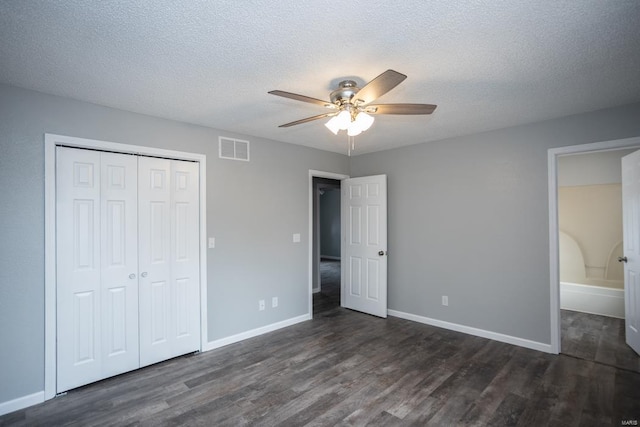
[{"x1": 330, "y1": 80, "x2": 361, "y2": 106}]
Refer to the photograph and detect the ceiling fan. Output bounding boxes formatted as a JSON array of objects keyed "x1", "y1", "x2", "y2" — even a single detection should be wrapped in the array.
[{"x1": 268, "y1": 69, "x2": 437, "y2": 139}]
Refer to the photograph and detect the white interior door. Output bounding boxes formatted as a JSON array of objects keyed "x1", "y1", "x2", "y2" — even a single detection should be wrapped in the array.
[
  {"x1": 342, "y1": 175, "x2": 388, "y2": 318},
  {"x1": 138, "y1": 157, "x2": 200, "y2": 366},
  {"x1": 622, "y1": 151, "x2": 640, "y2": 355},
  {"x1": 56, "y1": 147, "x2": 139, "y2": 392}
]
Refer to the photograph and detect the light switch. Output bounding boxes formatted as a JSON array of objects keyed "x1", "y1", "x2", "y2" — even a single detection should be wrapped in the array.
[
  {"x1": 293, "y1": 233, "x2": 301, "y2": 243},
  {"x1": 208, "y1": 237, "x2": 215, "y2": 249}
]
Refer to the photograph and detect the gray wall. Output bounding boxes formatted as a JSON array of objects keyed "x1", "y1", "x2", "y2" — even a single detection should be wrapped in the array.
[
  {"x1": 320, "y1": 189, "x2": 341, "y2": 258},
  {"x1": 351, "y1": 102, "x2": 640, "y2": 344},
  {"x1": 0, "y1": 84, "x2": 349, "y2": 404}
]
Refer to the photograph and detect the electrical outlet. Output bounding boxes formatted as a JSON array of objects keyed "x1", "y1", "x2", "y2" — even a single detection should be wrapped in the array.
[
  {"x1": 208, "y1": 237, "x2": 215, "y2": 249},
  {"x1": 442, "y1": 296, "x2": 449, "y2": 306},
  {"x1": 259, "y1": 300, "x2": 265, "y2": 311},
  {"x1": 272, "y1": 296, "x2": 278, "y2": 308}
]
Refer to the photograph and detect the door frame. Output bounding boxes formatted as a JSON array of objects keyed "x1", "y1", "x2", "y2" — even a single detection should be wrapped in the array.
[
  {"x1": 548, "y1": 136, "x2": 640, "y2": 354},
  {"x1": 308, "y1": 170, "x2": 349, "y2": 317},
  {"x1": 44, "y1": 134, "x2": 207, "y2": 400}
]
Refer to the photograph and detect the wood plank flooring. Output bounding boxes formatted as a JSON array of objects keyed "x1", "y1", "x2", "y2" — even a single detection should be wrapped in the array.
[
  {"x1": 561, "y1": 309, "x2": 640, "y2": 373},
  {"x1": 2, "y1": 281, "x2": 639, "y2": 425},
  {"x1": 312, "y1": 259, "x2": 341, "y2": 315}
]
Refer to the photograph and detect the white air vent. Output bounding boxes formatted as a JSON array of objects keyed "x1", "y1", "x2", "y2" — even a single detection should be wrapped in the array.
[{"x1": 219, "y1": 137, "x2": 250, "y2": 161}]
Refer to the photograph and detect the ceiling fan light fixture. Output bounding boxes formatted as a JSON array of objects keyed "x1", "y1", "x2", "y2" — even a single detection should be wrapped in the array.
[
  {"x1": 354, "y1": 111, "x2": 374, "y2": 132},
  {"x1": 324, "y1": 116, "x2": 341, "y2": 135},
  {"x1": 347, "y1": 121, "x2": 363, "y2": 136},
  {"x1": 335, "y1": 110, "x2": 351, "y2": 130}
]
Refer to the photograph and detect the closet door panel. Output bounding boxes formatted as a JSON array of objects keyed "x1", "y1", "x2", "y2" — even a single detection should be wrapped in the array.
[
  {"x1": 138, "y1": 157, "x2": 173, "y2": 366},
  {"x1": 100, "y1": 152, "x2": 139, "y2": 377},
  {"x1": 170, "y1": 160, "x2": 200, "y2": 355},
  {"x1": 57, "y1": 147, "x2": 102, "y2": 392}
]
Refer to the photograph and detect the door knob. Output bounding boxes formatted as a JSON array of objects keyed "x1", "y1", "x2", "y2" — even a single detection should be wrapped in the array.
[
  {"x1": 618, "y1": 256, "x2": 628, "y2": 263},
  {"x1": 378, "y1": 250, "x2": 386, "y2": 256},
  {"x1": 129, "y1": 273, "x2": 136, "y2": 279},
  {"x1": 141, "y1": 272, "x2": 148, "y2": 278}
]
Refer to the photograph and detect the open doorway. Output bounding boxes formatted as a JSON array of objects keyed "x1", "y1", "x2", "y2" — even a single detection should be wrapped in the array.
[
  {"x1": 313, "y1": 177, "x2": 342, "y2": 315},
  {"x1": 308, "y1": 170, "x2": 349, "y2": 318},
  {"x1": 557, "y1": 149, "x2": 640, "y2": 371},
  {"x1": 557, "y1": 150, "x2": 630, "y2": 319},
  {"x1": 549, "y1": 138, "x2": 640, "y2": 372}
]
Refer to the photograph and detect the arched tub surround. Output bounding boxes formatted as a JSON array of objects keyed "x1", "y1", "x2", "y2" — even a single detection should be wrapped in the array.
[{"x1": 559, "y1": 230, "x2": 624, "y2": 318}]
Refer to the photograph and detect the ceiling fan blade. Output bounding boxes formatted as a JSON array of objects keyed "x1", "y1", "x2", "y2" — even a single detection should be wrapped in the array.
[
  {"x1": 268, "y1": 90, "x2": 334, "y2": 108},
  {"x1": 353, "y1": 70, "x2": 407, "y2": 105},
  {"x1": 366, "y1": 103, "x2": 437, "y2": 115},
  {"x1": 278, "y1": 112, "x2": 337, "y2": 128}
]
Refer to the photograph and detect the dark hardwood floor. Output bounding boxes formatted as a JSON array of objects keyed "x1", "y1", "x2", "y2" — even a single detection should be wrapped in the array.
[
  {"x1": 561, "y1": 309, "x2": 640, "y2": 373},
  {"x1": 313, "y1": 259, "x2": 341, "y2": 315},
  {"x1": 3, "y1": 279, "x2": 639, "y2": 425}
]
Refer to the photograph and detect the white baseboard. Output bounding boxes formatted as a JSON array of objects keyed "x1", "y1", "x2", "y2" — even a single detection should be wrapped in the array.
[
  {"x1": 312, "y1": 287, "x2": 320, "y2": 293},
  {"x1": 202, "y1": 314, "x2": 311, "y2": 352},
  {"x1": 560, "y1": 282, "x2": 625, "y2": 318},
  {"x1": 387, "y1": 309, "x2": 552, "y2": 354},
  {"x1": 0, "y1": 391, "x2": 44, "y2": 416},
  {"x1": 320, "y1": 255, "x2": 340, "y2": 261}
]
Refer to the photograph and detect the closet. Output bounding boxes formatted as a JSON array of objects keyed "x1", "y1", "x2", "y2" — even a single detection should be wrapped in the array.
[{"x1": 56, "y1": 146, "x2": 200, "y2": 393}]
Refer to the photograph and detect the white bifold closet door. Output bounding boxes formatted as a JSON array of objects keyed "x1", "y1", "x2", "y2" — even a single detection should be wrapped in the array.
[
  {"x1": 56, "y1": 148, "x2": 139, "y2": 392},
  {"x1": 138, "y1": 157, "x2": 200, "y2": 367},
  {"x1": 56, "y1": 147, "x2": 200, "y2": 393}
]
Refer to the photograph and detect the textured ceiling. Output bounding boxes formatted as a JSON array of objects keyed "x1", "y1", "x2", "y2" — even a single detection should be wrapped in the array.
[{"x1": 1, "y1": 1, "x2": 640, "y2": 155}]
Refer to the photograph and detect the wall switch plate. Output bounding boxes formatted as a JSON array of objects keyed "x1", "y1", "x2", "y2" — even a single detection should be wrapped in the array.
[
  {"x1": 293, "y1": 233, "x2": 301, "y2": 243},
  {"x1": 208, "y1": 237, "x2": 215, "y2": 249},
  {"x1": 259, "y1": 300, "x2": 265, "y2": 311},
  {"x1": 272, "y1": 297, "x2": 278, "y2": 308},
  {"x1": 442, "y1": 296, "x2": 449, "y2": 306}
]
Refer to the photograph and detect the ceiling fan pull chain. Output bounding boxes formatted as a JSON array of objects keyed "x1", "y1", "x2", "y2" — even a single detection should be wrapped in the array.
[{"x1": 347, "y1": 135, "x2": 355, "y2": 156}]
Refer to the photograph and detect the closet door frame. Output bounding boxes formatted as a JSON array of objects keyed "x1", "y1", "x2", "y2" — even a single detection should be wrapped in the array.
[{"x1": 44, "y1": 133, "x2": 207, "y2": 400}]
